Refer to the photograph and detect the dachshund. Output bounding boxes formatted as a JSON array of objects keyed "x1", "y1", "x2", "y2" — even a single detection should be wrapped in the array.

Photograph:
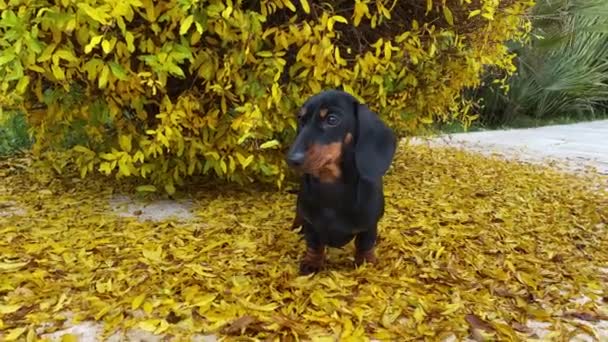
[{"x1": 286, "y1": 89, "x2": 397, "y2": 275}]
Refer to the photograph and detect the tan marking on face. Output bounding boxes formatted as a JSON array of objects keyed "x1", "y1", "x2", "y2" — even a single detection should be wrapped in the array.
[
  {"x1": 318, "y1": 108, "x2": 328, "y2": 119},
  {"x1": 344, "y1": 133, "x2": 353, "y2": 145},
  {"x1": 303, "y1": 141, "x2": 343, "y2": 183},
  {"x1": 298, "y1": 107, "x2": 307, "y2": 118}
]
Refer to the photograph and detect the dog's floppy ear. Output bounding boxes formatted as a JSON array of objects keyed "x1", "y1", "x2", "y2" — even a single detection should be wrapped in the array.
[{"x1": 353, "y1": 102, "x2": 397, "y2": 180}]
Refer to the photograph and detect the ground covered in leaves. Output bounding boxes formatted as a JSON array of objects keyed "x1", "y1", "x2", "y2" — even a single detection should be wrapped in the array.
[{"x1": 1, "y1": 144, "x2": 607, "y2": 341}]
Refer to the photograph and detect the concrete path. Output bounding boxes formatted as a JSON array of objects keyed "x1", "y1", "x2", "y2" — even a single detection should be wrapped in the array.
[{"x1": 411, "y1": 119, "x2": 608, "y2": 175}]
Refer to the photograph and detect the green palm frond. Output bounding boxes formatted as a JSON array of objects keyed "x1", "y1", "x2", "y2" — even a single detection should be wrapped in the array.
[{"x1": 472, "y1": 0, "x2": 608, "y2": 126}]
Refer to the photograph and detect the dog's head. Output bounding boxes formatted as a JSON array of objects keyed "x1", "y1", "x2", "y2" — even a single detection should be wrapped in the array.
[{"x1": 286, "y1": 89, "x2": 397, "y2": 182}]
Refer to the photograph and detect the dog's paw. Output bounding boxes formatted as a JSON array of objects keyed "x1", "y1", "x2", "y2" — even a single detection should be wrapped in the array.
[
  {"x1": 354, "y1": 248, "x2": 377, "y2": 267},
  {"x1": 290, "y1": 213, "x2": 304, "y2": 230},
  {"x1": 299, "y1": 261, "x2": 323, "y2": 275},
  {"x1": 299, "y1": 248, "x2": 325, "y2": 275}
]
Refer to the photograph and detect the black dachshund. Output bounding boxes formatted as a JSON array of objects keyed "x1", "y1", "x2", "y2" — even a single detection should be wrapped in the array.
[{"x1": 286, "y1": 89, "x2": 397, "y2": 275}]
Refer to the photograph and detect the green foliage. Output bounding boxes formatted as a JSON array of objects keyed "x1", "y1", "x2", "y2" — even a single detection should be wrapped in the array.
[
  {"x1": 0, "y1": 111, "x2": 32, "y2": 156},
  {"x1": 0, "y1": 0, "x2": 535, "y2": 193},
  {"x1": 469, "y1": 0, "x2": 608, "y2": 127}
]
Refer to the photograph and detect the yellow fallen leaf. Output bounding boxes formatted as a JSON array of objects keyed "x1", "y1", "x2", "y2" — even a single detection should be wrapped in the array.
[
  {"x1": 373, "y1": 330, "x2": 397, "y2": 341},
  {"x1": 413, "y1": 305, "x2": 426, "y2": 323},
  {"x1": 237, "y1": 297, "x2": 279, "y2": 311},
  {"x1": 155, "y1": 319, "x2": 170, "y2": 334},
  {"x1": 26, "y1": 328, "x2": 36, "y2": 342},
  {"x1": 131, "y1": 293, "x2": 146, "y2": 310},
  {"x1": 61, "y1": 334, "x2": 79, "y2": 342},
  {"x1": 142, "y1": 301, "x2": 154, "y2": 315},
  {"x1": 137, "y1": 319, "x2": 160, "y2": 332},
  {"x1": 441, "y1": 302, "x2": 462, "y2": 315},
  {"x1": 94, "y1": 304, "x2": 112, "y2": 320},
  {"x1": 0, "y1": 261, "x2": 28, "y2": 271},
  {"x1": 4, "y1": 327, "x2": 27, "y2": 341},
  {"x1": 381, "y1": 306, "x2": 401, "y2": 327},
  {"x1": 339, "y1": 316, "x2": 354, "y2": 338},
  {"x1": 142, "y1": 246, "x2": 163, "y2": 263},
  {"x1": 311, "y1": 337, "x2": 334, "y2": 342},
  {"x1": 187, "y1": 264, "x2": 217, "y2": 278},
  {"x1": 193, "y1": 294, "x2": 217, "y2": 309},
  {"x1": 0, "y1": 304, "x2": 21, "y2": 314},
  {"x1": 53, "y1": 292, "x2": 68, "y2": 312}
]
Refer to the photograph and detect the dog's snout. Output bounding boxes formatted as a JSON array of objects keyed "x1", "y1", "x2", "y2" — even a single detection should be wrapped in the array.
[{"x1": 287, "y1": 152, "x2": 306, "y2": 167}]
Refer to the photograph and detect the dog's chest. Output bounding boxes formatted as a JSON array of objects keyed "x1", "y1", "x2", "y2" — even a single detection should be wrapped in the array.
[
  {"x1": 305, "y1": 179, "x2": 354, "y2": 209},
  {"x1": 301, "y1": 179, "x2": 362, "y2": 233}
]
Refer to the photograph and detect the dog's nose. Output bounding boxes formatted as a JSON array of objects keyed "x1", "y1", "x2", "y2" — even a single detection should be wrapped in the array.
[{"x1": 287, "y1": 152, "x2": 305, "y2": 167}]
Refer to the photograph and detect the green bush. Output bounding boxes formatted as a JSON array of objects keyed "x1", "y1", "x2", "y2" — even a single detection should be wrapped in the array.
[
  {"x1": 0, "y1": 0, "x2": 534, "y2": 193},
  {"x1": 469, "y1": 0, "x2": 608, "y2": 127},
  {"x1": 0, "y1": 111, "x2": 32, "y2": 156}
]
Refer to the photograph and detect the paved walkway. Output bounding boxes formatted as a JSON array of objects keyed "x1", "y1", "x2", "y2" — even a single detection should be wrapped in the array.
[{"x1": 411, "y1": 119, "x2": 608, "y2": 175}]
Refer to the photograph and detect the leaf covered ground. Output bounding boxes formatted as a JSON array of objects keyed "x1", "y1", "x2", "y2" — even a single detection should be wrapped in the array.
[{"x1": 1, "y1": 144, "x2": 607, "y2": 341}]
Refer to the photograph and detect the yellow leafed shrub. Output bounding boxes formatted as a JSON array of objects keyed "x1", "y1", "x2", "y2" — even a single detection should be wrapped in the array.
[{"x1": 0, "y1": 0, "x2": 535, "y2": 193}]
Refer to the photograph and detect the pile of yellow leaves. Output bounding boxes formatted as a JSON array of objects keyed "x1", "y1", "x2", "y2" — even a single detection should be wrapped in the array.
[{"x1": 1, "y1": 144, "x2": 607, "y2": 341}]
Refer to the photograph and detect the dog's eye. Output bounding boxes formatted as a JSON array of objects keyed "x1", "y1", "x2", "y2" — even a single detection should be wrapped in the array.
[{"x1": 326, "y1": 114, "x2": 340, "y2": 126}]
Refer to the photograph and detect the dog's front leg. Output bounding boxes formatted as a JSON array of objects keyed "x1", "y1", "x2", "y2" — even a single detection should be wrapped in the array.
[
  {"x1": 299, "y1": 223, "x2": 325, "y2": 275},
  {"x1": 290, "y1": 210, "x2": 303, "y2": 230},
  {"x1": 354, "y1": 227, "x2": 378, "y2": 266}
]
